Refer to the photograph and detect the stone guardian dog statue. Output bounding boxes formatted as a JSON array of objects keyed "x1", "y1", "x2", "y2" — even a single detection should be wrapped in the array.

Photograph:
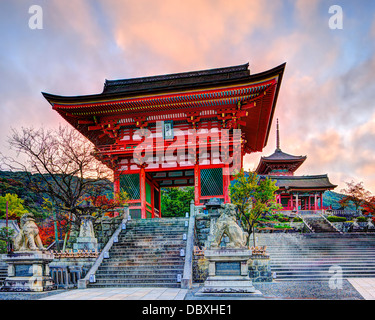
[
  {"x1": 210, "y1": 203, "x2": 248, "y2": 248},
  {"x1": 13, "y1": 212, "x2": 46, "y2": 251}
]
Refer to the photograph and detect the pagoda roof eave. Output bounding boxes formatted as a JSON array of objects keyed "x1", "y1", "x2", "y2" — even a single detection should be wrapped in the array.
[{"x1": 255, "y1": 149, "x2": 307, "y2": 174}]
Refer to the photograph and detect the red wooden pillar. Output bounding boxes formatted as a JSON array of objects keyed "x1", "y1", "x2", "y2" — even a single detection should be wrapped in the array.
[
  {"x1": 223, "y1": 164, "x2": 231, "y2": 203},
  {"x1": 114, "y1": 171, "x2": 120, "y2": 195},
  {"x1": 314, "y1": 193, "x2": 317, "y2": 211},
  {"x1": 159, "y1": 184, "x2": 162, "y2": 218},
  {"x1": 140, "y1": 167, "x2": 146, "y2": 219},
  {"x1": 289, "y1": 194, "x2": 293, "y2": 210},
  {"x1": 151, "y1": 181, "x2": 155, "y2": 219},
  {"x1": 308, "y1": 196, "x2": 311, "y2": 210},
  {"x1": 194, "y1": 164, "x2": 200, "y2": 206}
]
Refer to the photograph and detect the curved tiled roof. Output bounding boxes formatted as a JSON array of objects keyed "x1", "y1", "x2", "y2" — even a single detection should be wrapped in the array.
[
  {"x1": 262, "y1": 149, "x2": 306, "y2": 161},
  {"x1": 265, "y1": 174, "x2": 337, "y2": 191}
]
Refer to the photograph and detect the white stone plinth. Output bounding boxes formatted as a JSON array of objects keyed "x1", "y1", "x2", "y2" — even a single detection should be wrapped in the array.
[
  {"x1": 196, "y1": 248, "x2": 262, "y2": 296},
  {"x1": 1, "y1": 251, "x2": 55, "y2": 292}
]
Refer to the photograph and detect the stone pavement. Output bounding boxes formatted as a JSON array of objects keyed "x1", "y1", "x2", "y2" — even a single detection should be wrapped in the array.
[
  {"x1": 348, "y1": 278, "x2": 375, "y2": 300},
  {"x1": 1, "y1": 278, "x2": 374, "y2": 300},
  {"x1": 39, "y1": 287, "x2": 188, "y2": 300}
]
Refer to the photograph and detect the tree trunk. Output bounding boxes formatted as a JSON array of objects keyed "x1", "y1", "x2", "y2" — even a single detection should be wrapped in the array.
[{"x1": 62, "y1": 212, "x2": 72, "y2": 252}]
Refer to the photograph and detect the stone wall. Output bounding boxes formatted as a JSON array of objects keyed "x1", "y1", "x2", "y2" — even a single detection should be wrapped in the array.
[
  {"x1": 248, "y1": 255, "x2": 273, "y2": 282},
  {"x1": 193, "y1": 214, "x2": 210, "y2": 283},
  {"x1": 194, "y1": 214, "x2": 211, "y2": 248}
]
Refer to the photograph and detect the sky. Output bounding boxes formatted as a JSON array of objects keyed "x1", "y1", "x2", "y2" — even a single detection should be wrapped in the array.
[{"x1": 0, "y1": 0, "x2": 374, "y2": 194}]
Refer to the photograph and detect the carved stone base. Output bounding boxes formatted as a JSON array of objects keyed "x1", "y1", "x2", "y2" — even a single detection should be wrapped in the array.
[
  {"x1": 73, "y1": 237, "x2": 98, "y2": 252},
  {"x1": 196, "y1": 248, "x2": 262, "y2": 297},
  {"x1": 197, "y1": 275, "x2": 262, "y2": 295},
  {"x1": 1, "y1": 251, "x2": 55, "y2": 292}
]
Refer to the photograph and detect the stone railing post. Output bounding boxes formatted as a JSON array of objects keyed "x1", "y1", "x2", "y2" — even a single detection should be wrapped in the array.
[
  {"x1": 181, "y1": 200, "x2": 196, "y2": 289},
  {"x1": 78, "y1": 206, "x2": 129, "y2": 289}
]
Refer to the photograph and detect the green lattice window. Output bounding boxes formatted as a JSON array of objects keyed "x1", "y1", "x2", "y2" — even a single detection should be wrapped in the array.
[
  {"x1": 200, "y1": 168, "x2": 223, "y2": 196},
  {"x1": 146, "y1": 182, "x2": 151, "y2": 204},
  {"x1": 120, "y1": 174, "x2": 140, "y2": 200}
]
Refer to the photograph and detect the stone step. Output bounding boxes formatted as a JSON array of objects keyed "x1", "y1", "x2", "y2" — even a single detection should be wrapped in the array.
[
  {"x1": 89, "y1": 282, "x2": 181, "y2": 288},
  {"x1": 120, "y1": 234, "x2": 186, "y2": 239},
  {"x1": 109, "y1": 245, "x2": 185, "y2": 251},
  {"x1": 270, "y1": 263, "x2": 375, "y2": 270},
  {"x1": 100, "y1": 258, "x2": 184, "y2": 263},
  {"x1": 103, "y1": 249, "x2": 184, "y2": 255},
  {"x1": 90, "y1": 217, "x2": 188, "y2": 288},
  {"x1": 94, "y1": 275, "x2": 183, "y2": 281},
  {"x1": 113, "y1": 239, "x2": 186, "y2": 249},
  {"x1": 269, "y1": 259, "x2": 375, "y2": 264},
  {"x1": 96, "y1": 269, "x2": 183, "y2": 279},
  {"x1": 273, "y1": 274, "x2": 375, "y2": 281},
  {"x1": 125, "y1": 224, "x2": 188, "y2": 228},
  {"x1": 267, "y1": 254, "x2": 375, "y2": 258},
  {"x1": 255, "y1": 233, "x2": 375, "y2": 280},
  {"x1": 108, "y1": 250, "x2": 185, "y2": 255},
  {"x1": 92, "y1": 277, "x2": 181, "y2": 283},
  {"x1": 97, "y1": 266, "x2": 184, "y2": 272},
  {"x1": 121, "y1": 231, "x2": 187, "y2": 235},
  {"x1": 270, "y1": 259, "x2": 375, "y2": 264},
  {"x1": 124, "y1": 227, "x2": 188, "y2": 232}
]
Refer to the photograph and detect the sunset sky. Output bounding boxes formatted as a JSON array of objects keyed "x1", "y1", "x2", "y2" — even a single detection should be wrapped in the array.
[{"x1": 0, "y1": 0, "x2": 374, "y2": 194}]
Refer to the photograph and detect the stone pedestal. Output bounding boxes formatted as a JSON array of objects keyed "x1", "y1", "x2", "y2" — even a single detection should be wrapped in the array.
[
  {"x1": 196, "y1": 248, "x2": 262, "y2": 296},
  {"x1": 1, "y1": 251, "x2": 55, "y2": 292},
  {"x1": 73, "y1": 216, "x2": 98, "y2": 252}
]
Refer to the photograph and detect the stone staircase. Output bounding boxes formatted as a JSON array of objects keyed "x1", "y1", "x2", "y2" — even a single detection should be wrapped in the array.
[
  {"x1": 301, "y1": 215, "x2": 340, "y2": 233},
  {"x1": 89, "y1": 217, "x2": 188, "y2": 288},
  {"x1": 257, "y1": 233, "x2": 375, "y2": 281},
  {"x1": 0, "y1": 262, "x2": 7, "y2": 287}
]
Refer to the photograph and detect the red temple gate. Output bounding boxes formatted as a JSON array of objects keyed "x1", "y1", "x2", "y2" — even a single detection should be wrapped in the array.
[{"x1": 43, "y1": 63, "x2": 285, "y2": 219}]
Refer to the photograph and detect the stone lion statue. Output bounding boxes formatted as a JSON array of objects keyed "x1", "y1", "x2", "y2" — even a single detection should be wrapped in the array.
[
  {"x1": 13, "y1": 212, "x2": 46, "y2": 252},
  {"x1": 210, "y1": 203, "x2": 248, "y2": 248}
]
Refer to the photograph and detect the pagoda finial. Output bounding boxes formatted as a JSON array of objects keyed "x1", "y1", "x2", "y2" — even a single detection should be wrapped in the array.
[{"x1": 276, "y1": 118, "x2": 281, "y2": 151}]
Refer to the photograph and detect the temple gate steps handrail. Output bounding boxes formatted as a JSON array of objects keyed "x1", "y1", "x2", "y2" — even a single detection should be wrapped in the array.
[
  {"x1": 181, "y1": 200, "x2": 196, "y2": 289},
  {"x1": 296, "y1": 214, "x2": 315, "y2": 233},
  {"x1": 77, "y1": 207, "x2": 129, "y2": 289}
]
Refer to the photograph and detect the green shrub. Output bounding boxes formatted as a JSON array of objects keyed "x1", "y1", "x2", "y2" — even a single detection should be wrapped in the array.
[
  {"x1": 292, "y1": 217, "x2": 303, "y2": 222},
  {"x1": 357, "y1": 216, "x2": 368, "y2": 222},
  {"x1": 272, "y1": 213, "x2": 290, "y2": 222},
  {"x1": 0, "y1": 240, "x2": 6, "y2": 254},
  {"x1": 274, "y1": 223, "x2": 291, "y2": 229},
  {"x1": 327, "y1": 216, "x2": 347, "y2": 222}
]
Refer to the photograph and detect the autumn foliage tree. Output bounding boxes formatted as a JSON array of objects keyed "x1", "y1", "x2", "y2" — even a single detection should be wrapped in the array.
[
  {"x1": 0, "y1": 193, "x2": 27, "y2": 223},
  {"x1": 339, "y1": 181, "x2": 371, "y2": 211},
  {"x1": 0, "y1": 125, "x2": 123, "y2": 250}
]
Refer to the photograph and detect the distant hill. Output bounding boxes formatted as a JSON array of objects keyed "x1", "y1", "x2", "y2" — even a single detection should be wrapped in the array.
[
  {"x1": 0, "y1": 170, "x2": 114, "y2": 218},
  {"x1": 323, "y1": 190, "x2": 356, "y2": 210}
]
